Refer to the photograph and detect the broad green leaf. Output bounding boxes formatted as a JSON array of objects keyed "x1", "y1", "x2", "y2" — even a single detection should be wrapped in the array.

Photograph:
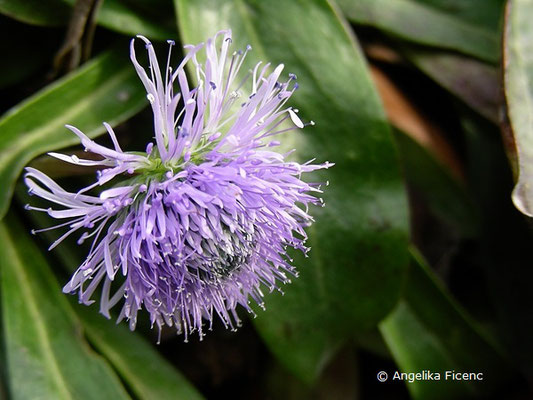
[
  {"x1": 176, "y1": 0, "x2": 410, "y2": 382},
  {"x1": 0, "y1": 48, "x2": 146, "y2": 220},
  {"x1": 404, "y1": 50, "x2": 500, "y2": 124},
  {"x1": 75, "y1": 306, "x2": 204, "y2": 400},
  {"x1": 336, "y1": 0, "x2": 503, "y2": 63},
  {"x1": 0, "y1": 213, "x2": 131, "y2": 400},
  {"x1": 0, "y1": 0, "x2": 174, "y2": 40},
  {"x1": 379, "y1": 250, "x2": 513, "y2": 399},
  {"x1": 503, "y1": 0, "x2": 533, "y2": 217}
]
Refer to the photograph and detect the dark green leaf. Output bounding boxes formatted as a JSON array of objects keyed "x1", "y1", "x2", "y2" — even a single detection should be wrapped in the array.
[
  {"x1": 82, "y1": 0, "x2": 175, "y2": 40},
  {"x1": 75, "y1": 306, "x2": 204, "y2": 400},
  {"x1": 0, "y1": 0, "x2": 69, "y2": 25},
  {"x1": 0, "y1": 49, "x2": 146, "y2": 220},
  {"x1": 0, "y1": 213, "x2": 131, "y2": 400},
  {"x1": 337, "y1": 0, "x2": 503, "y2": 63},
  {"x1": 411, "y1": 0, "x2": 504, "y2": 29},
  {"x1": 379, "y1": 250, "x2": 513, "y2": 399},
  {"x1": 503, "y1": 0, "x2": 533, "y2": 216},
  {"x1": 404, "y1": 49, "x2": 500, "y2": 124},
  {"x1": 381, "y1": 301, "x2": 476, "y2": 399},
  {"x1": 393, "y1": 129, "x2": 480, "y2": 237},
  {"x1": 176, "y1": 0, "x2": 409, "y2": 382},
  {"x1": 462, "y1": 111, "x2": 533, "y2": 383},
  {"x1": 0, "y1": 0, "x2": 174, "y2": 40}
]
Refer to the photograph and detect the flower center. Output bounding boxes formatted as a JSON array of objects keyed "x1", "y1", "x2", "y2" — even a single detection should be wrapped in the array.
[
  {"x1": 202, "y1": 250, "x2": 248, "y2": 283},
  {"x1": 194, "y1": 231, "x2": 256, "y2": 285}
]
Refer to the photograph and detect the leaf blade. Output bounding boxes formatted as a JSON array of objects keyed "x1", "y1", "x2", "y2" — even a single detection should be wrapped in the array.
[
  {"x1": 503, "y1": 0, "x2": 533, "y2": 216},
  {"x1": 404, "y1": 49, "x2": 500, "y2": 124},
  {"x1": 337, "y1": 0, "x2": 503, "y2": 63},
  {"x1": 379, "y1": 250, "x2": 513, "y2": 399},
  {"x1": 0, "y1": 0, "x2": 174, "y2": 40},
  {"x1": 0, "y1": 0, "x2": 69, "y2": 26},
  {"x1": 0, "y1": 49, "x2": 146, "y2": 220},
  {"x1": 0, "y1": 213, "x2": 131, "y2": 400},
  {"x1": 75, "y1": 307, "x2": 204, "y2": 400}
]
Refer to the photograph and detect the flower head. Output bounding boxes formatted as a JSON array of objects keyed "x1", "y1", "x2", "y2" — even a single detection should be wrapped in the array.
[{"x1": 25, "y1": 30, "x2": 332, "y2": 340}]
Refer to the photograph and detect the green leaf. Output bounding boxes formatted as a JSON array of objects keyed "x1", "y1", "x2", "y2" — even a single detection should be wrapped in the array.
[
  {"x1": 0, "y1": 48, "x2": 146, "y2": 220},
  {"x1": 404, "y1": 49, "x2": 500, "y2": 124},
  {"x1": 503, "y1": 0, "x2": 533, "y2": 217},
  {"x1": 393, "y1": 129, "x2": 480, "y2": 237},
  {"x1": 379, "y1": 250, "x2": 513, "y2": 399},
  {"x1": 0, "y1": 0, "x2": 70, "y2": 25},
  {"x1": 461, "y1": 111, "x2": 533, "y2": 384},
  {"x1": 381, "y1": 302, "x2": 476, "y2": 399},
  {"x1": 336, "y1": 0, "x2": 504, "y2": 63},
  {"x1": 411, "y1": 0, "x2": 504, "y2": 29},
  {"x1": 176, "y1": 0, "x2": 410, "y2": 382},
  {"x1": 0, "y1": 213, "x2": 131, "y2": 400},
  {"x1": 70, "y1": 0, "x2": 176, "y2": 40},
  {"x1": 75, "y1": 306, "x2": 204, "y2": 400},
  {"x1": 0, "y1": 0, "x2": 174, "y2": 40}
]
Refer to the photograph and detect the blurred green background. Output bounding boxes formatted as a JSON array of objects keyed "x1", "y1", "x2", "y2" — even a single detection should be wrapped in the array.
[{"x1": 1, "y1": 0, "x2": 532, "y2": 399}]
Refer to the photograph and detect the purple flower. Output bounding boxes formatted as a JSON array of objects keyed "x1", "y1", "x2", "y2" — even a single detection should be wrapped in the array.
[{"x1": 25, "y1": 30, "x2": 332, "y2": 341}]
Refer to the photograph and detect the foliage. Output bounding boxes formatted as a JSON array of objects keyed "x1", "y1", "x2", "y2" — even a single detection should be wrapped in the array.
[{"x1": 0, "y1": 0, "x2": 530, "y2": 398}]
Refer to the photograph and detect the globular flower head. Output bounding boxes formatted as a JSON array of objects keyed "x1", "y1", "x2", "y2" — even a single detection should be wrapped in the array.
[{"x1": 25, "y1": 30, "x2": 332, "y2": 341}]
